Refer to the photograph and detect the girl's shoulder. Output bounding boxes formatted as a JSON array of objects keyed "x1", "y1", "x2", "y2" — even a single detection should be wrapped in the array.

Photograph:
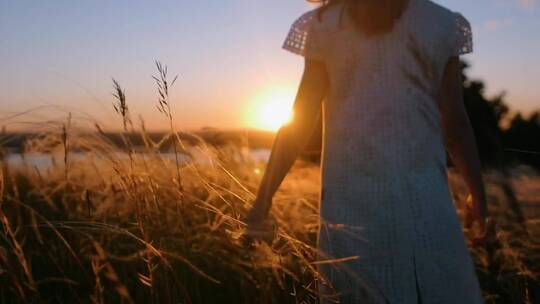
[
  {"x1": 419, "y1": 0, "x2": 455, "y2": 15},
  {"x1": 283, "y1": 5, "x2": 342, "y2": 60},
  {"x1": 417, "y1": 0, "x2": 470, "y2": 28},
  {"x1": 414, "y1": 0, "x2": 473, "y2": 55},
  {"x1": 291, "y1": 4, "x2": 343, "y2": 34}
]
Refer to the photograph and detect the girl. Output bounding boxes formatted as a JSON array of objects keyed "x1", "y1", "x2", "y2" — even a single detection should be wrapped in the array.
[{"x1": 245, "y1": 0, "x2": 488, "y2": 303}]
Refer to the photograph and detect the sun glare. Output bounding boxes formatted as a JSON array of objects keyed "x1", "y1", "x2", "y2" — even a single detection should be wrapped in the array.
[{"x1": 246, "y1": 85, "x2": 296, "y2": 131}]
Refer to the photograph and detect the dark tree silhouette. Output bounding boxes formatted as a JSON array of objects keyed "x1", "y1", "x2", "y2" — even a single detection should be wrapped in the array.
[
  {"x1": 460, "y1": 61, "x2": 509, "y2": 167},
  {"x1": 459, "y1": 61, "x2": 540, "y2": 170},
  {"x1": 504, "y1": 112, "x2": 540, "y2": 168}
]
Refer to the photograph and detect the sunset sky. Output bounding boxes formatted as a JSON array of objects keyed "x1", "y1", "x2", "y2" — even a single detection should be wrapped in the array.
[{"x1": 1, "y1": 0, "x2": 539, "y2": 131}]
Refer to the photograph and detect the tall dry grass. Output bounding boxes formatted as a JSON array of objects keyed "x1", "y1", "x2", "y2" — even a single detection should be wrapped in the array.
[
  {"x1": 0, "y1": 66, "x2": 327, "y2": 303},
  {"x1": 0, "y1": 63, "x2": 538, "y2": 303}
]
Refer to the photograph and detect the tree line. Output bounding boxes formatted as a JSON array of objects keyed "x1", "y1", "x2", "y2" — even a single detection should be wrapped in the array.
[{"x1": 460, "y1": 61, "x2": 540, "y2": 169}]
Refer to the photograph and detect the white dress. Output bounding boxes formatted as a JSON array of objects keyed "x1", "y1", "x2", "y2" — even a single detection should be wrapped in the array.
[{"x1": 282, "y1": 0, "x2": 483, "y2": 303}]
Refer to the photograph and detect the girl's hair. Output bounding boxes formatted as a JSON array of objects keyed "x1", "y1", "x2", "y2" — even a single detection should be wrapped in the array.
[{"x1": 311, "y1": 0, "x2": 410, "y2": 36}]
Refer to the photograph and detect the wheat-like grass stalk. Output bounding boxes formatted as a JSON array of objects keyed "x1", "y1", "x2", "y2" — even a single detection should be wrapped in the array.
[{"x1": 153, "y1": 61, "x2": 184, "y2": 193}]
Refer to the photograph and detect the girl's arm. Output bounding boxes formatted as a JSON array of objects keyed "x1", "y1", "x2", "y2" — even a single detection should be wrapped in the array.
[
  {"x1": 439, "y1": 57, "x2": 488, "y2": 229},
  {"x1": 245, "y1": 59, "x2": 329, "y2": 226}
]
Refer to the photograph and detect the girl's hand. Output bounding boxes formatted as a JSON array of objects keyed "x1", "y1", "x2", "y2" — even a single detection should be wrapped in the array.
[
  {"x1": 464, "y1": 194, "x2": 494, "y2": 247},
  {"x1": 242, "y1": 202, "x2": 276, "y2": 247},
  {"x1": 243, "y1": 219, "x2": 276, "y2": 246},
  {"x1": 245, "y1": 199, "x2": 269, "y2": 224}
]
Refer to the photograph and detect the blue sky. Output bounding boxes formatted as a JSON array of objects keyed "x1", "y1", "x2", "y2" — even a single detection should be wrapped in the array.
[{"x1": 0, "y1": 0, "x2": 539, "y2": 130}]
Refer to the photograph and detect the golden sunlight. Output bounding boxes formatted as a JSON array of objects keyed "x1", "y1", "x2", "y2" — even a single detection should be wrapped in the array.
[{"x1": 245, "y1": 85, "x2": 296, "y2": 131}]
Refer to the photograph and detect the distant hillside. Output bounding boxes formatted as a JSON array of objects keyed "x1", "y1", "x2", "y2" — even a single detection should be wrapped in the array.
[
  {"x1": 0, "y1": 129, "x2": 272, "y2": 151},
  {"x1": 0, "y1": 127, "x2": 323, "y2": 162}
]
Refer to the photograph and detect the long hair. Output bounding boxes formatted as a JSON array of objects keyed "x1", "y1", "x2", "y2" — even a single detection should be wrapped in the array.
[{"x1": 311, "y1": 0, "x2": 410, "y2": 36}]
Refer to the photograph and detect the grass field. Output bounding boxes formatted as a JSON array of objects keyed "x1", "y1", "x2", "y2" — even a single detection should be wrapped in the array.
[
  {"x1": 0, "y1": 123, "x2": 539, "y2": 303},
  {"x1": 0, "y1": 72, "x2": 538, "y2": 303}
]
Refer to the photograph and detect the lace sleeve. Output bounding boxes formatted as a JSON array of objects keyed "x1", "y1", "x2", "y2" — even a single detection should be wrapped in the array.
[
  {"x1": 452, "y1": 13, "x2": 473, "y2": 56},
  {"x1": 282, "y1": 10, "x2": 326, "y2": 61}
]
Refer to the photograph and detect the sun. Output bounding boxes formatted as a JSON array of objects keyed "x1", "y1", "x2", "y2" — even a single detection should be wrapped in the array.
[{"x1": 246, "y1": 85, "x2": 296, "y2": 131}]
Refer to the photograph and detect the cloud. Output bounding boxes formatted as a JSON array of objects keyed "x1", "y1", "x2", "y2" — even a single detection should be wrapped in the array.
[
  {"x1": 517, "y1": 0, "x2": 537, "y2": 10},
  {"x1": 484, "y1": 18, "x2": 513, "y2": 31}
]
